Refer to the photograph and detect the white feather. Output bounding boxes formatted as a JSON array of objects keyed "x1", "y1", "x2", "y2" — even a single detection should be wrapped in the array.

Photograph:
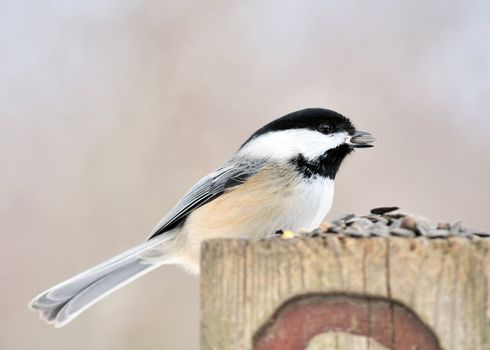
[
  {"x1": 29, "y1": 234, "x2": 174, "y2": 327},
  {"x1": 291, "y1": 177, "x2": 335, "y2": 231},
  {"x1": 238, "y1": 129, "x2": 348, "y2": 161}
]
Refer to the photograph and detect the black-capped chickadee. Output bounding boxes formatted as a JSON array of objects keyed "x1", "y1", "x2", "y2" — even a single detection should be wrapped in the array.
[{"x1": 29, "y1": 108, "x2": 375, "y2": 327}]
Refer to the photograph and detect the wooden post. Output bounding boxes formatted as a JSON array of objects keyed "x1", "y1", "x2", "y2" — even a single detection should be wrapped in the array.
[{"x1": 201, "y1": 237, "x2": 490, "y2": 350}]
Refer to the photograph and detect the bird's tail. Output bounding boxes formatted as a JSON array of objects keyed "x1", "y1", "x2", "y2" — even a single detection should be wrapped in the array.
[{"x1": 29, "y1": 235, "x2": 172, "y2": 327}]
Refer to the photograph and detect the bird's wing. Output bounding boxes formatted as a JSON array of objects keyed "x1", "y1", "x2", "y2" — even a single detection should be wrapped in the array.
[{"x1": 147, "y1": 159, "x2": 266, "y2": 239}]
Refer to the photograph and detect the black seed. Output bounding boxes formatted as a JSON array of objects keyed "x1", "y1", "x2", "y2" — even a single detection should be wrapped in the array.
[
  {"x1": 385, "y1": 213, "x2": 406, "y2": 219},
  {"x1": 370, "y1": 207, "x2": 400, "y2": 215}
]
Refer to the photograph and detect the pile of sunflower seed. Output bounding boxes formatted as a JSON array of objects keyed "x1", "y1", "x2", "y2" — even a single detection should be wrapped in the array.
[{"x1": 307, "y1": 207, "x2": 489, "y2": 239}]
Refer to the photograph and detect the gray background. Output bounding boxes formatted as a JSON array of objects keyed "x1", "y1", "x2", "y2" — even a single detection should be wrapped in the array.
[{"x1": 1, "y1": 1, "x2": 489, "y2": 349}]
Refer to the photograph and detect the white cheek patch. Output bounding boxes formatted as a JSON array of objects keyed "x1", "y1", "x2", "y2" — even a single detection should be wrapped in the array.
[{"x1": 238, "y1": 129, "x2": 348, "y2": 161}]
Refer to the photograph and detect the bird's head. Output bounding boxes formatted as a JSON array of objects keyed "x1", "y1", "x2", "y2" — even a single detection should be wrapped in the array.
[{"x1": 237, "y1": 108, "x2": 375, "y2": 164}]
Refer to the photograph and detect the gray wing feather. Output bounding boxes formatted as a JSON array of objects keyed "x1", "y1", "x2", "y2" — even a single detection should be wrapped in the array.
[{"x1": 148, "y1": 159, "x2": 265, "y2": 239}]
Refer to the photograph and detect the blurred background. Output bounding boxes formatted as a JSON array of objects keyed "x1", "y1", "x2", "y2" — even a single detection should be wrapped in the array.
[{"x1": 1, "y1": 0, "x2": 489, "y2": 349}]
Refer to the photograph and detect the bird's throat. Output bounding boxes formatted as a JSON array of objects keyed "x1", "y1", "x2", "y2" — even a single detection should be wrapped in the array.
[{"x1": 290, "y1": 144, "x2": 353, "y2": 180}]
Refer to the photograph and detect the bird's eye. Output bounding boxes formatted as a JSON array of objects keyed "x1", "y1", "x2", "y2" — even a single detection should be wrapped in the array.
[{"x1": 318, "y1": 123, "x2": 332, "y2": 134}]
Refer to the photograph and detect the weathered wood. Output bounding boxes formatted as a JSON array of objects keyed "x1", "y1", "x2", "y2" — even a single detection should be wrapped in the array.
[{"x1": 201, "y1": 237, "x2": 490, "y2": 350}]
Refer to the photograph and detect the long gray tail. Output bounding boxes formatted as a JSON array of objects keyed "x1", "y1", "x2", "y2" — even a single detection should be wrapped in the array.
[{"x1": 29, "y1": 235, "x2": 171, "y2": 327}]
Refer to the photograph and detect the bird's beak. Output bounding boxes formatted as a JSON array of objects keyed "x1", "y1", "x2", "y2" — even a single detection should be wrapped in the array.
[{"x1": 346, "y1": 130, "x2": 376, "y2": 148}]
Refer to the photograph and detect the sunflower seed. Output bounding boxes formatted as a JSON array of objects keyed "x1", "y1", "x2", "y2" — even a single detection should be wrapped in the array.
[
  {"x1": 467, "y1": 228, "x2": 490, "y2": 237},
  {"x1": 327, "y1": 226, "x2": 343, "y2": 233},
  {"x1": 401, "y1": 216, "x2": 417, "y2": 231},
  {"x1": 370, "y1": 223, "x2": 390, "y2": 237},
  {"x1": 450, "y1": 221, "x2": 463, "y2": 235},
  {"x1": 391, "y1": 228, "x2": 416, "y2": 237},
  {"x1": 346, "y1": 218, "x2": 373, "y2": 229},
  {"x1": 386, "y1": 213, "x2": 406, "y2": 219},
  {"x1": 389, "y1": 219, "x2": 402, "y2": 229},
  {"x1": 437, "y1": 222, "x2": 451, "y2": 230},
  {"x1": 370, "y1": 207, "x2": 400, "y2": 215},
  {"x1": 426, "y1": 229, "x2": 449, "y2": 238},
  {"x1": 415, "y1": 219, "x2": 431, "y2": 236},
  {"x1": 337, "y1": 213, "x2": 355, "y2": 222},
  {"x1": 345, "y1": 226, "x2": 369, "y2": 237}
]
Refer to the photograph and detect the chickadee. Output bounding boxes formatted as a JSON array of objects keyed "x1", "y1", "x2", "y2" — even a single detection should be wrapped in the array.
[{"x1": 30, "y1": 108, "x2": 375, "y2": 327}]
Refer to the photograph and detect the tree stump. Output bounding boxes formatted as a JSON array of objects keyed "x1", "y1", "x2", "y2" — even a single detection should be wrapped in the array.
[{"x1": 201, "y1": 237, "x2": 490, "y2": 350}]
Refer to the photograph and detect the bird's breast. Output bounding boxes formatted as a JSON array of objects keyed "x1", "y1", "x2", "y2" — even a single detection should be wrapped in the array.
[
  {"x1": 173, "y1": 166, "x2": 334, "y2": 271},
  {"x1": 184, "y1": 165, "x2": 334, "y2": 242}
]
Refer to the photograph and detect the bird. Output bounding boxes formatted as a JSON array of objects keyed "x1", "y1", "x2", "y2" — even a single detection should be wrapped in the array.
[{"x1": 29, "y1": 107, "x2": 375, "y2": 327}]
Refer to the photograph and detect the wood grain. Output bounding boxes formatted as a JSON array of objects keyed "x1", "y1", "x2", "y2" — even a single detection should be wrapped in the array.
[{"x1": 200, "y1": 237, "x2": 490, "y2": 350}]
